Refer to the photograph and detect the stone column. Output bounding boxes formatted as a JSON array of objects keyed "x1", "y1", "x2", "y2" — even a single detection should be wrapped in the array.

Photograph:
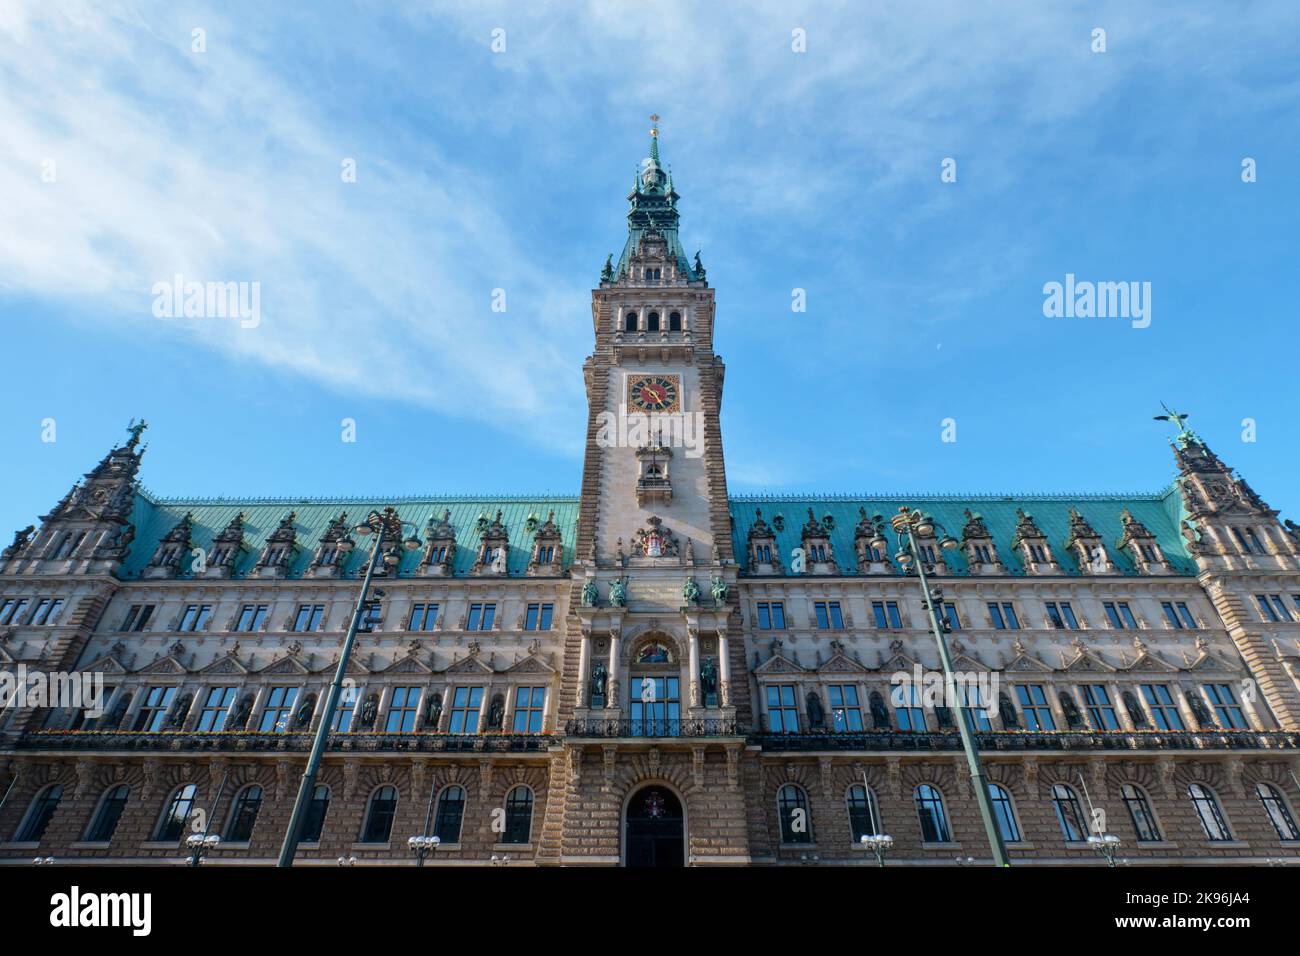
[
  {"x1": 717, "y1": 631, "x2": 732, "y2": 708},
  {"x1": 688, "y1": 628, "x2": 701, "y2": 710},
  {"x1": 577, "y1": 629, "x2": 591, "y2": 709},
  {"x1": 607, "y1": 631, "x2": 621, "y2": 711}
]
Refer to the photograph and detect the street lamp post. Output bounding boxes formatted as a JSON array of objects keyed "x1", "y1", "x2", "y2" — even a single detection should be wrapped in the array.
[
  {"x1": 881, "y1": 507, "x2": 1010, "y2": 868},
  {"x1": 278, "y1": 507, "x2": 421, "y2": 868}
]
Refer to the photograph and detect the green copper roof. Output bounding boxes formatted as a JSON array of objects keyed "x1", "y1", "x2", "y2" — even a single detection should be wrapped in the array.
[
  {"x1": 120, "y1": 490, "x2": 579, "y2": 580},
  {"x1": 728, "y1": 487, "x2": 1197, "y2": 576},
  {"x1": 614, "y1": 130, "x2": 699, "y2": 282}
]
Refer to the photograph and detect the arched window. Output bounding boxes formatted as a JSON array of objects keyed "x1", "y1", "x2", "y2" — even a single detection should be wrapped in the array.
[
  {"x1": 225, "y1": 785, "x2": 263, "y2": 842},
  {"x1": 1120, "y1": 784, "x2": 1161, "y2": 842},
  {"x1": 845, "y1": 784, "x2": 881, "y2": 840},
  {"x1": 647, "y1": 311, "x2": 660, "y2": 332},
  {"x1": 624, "y1": 311, "x2": 638, "y2": 332},
  {"x1": 85, "y1": 785, "x2": 130, "y2": 843},
  {"x1": 777, "y1": 784, "x2": 812, "y2": 844},
  {"x1": 1051, "y1": 783, "x2": 1087, "y2": 843},
  {"x1": 668, "y1": 311, "x2": 682, "y2": 331},
  {"x1": 502, "y1": 786, "x2": 534, "y2": 844},
  {"x1": 914, "y1": 784, "x2": 952, "y2": 843},
  {"x1": 15, "y1": 784, "x2": 63, "y2": 843},
  {"x1": 361, "y1": 785, "x2": 399, "y2": 844},
  {"x1": 1188, "y1": 783, "x2": 1231, "y2": 841},
  {"x1": 301, "y1": 785, "x2": 331, "y2": 843},
  {"x1": 433, "y1": 785, "x2": 466, "y2": 844},
  {"x1": 155, "y1": 783, "x2": 197, "y2": 842},
  {"x1": 1256, "y1": 783, "x2": 1300, "y2": 841},
  {"x1": 987, "y1": 783, "x2": 1021, "y2": 842}
]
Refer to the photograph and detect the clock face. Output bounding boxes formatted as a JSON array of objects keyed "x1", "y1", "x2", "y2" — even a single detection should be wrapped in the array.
[{"x1": 627, "y1": 374, "x2": 681, "y2": 413}]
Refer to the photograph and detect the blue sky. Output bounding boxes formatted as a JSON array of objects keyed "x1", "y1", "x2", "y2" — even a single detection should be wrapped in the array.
[{"x1": 2, "y1": 1, "x2": 1298, "y2": 536}]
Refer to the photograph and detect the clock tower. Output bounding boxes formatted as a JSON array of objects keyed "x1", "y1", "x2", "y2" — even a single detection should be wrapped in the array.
[{"x1": 559, "y1": 118, "x2": 747, "y2": 737}]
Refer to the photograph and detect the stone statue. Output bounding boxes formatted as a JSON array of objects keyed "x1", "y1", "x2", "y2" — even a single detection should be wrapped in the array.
[
  {"x1": 806, "y1": 692, "x2": 824, "y2": 730},
  {"x1": 700, "y1": 657, "x2": 718, "y2": 703},
  {"x1": 424, "y1": 692, "x2": 443, "y2": 730},
  {"x1": 609, "y1": 577, "x2": 628, "y2": 607},
  {"x1": 2, "y1": 525, "x2": 35, "y2": 560},
  {"x1": 682, "y1": 577, "x2": 701, "y2": 604},
  {"x1": 491, "y1": 545, "x2": 508, "y2": 574},
  {"x1": 710, "y1": 575, "x2": 728, "y2": 604},
  {"x1": 581, "y1": 580, "x2": 599, "y2": 607},
  {"x1": 590, "y1": 660, "x2": 608, "y2": 703},
  {"x1": 167, "y1": 693, "x2": 192, "y2": 729},
  {"x1": 229, "y1": 694, "x2": 254, "y2": 731},
  {"x1": 685, "y1": 537, "x2": 695, "y2": 565},
  {"x1": 359, "y1": 693, "x2": 379, "y2": 730},
  {"x1": 601, "y1": 254, "x2": 614, "y2": 282},
  {"x1": 294, "y1": 693, "x2": 317, "y2": 730},
  {"x1": 488, "y1": 694, "x2": 505, "y2": 730}
]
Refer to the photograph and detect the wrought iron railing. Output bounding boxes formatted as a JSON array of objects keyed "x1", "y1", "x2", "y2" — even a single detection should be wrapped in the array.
[
  {"x1": 752, "y1": 729, "x2": 1300, "y2": 752},
  {"x1": 14, "y1": 730, "x2": 556, "y2": 753},
  {"x1": 564, "y1": 718, "x2": 745, "y2": 738}
]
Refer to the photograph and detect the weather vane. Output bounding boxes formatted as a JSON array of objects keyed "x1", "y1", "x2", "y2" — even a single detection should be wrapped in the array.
[{"x1": 650, "y1": 113, "x2": 659, "y2": 136}]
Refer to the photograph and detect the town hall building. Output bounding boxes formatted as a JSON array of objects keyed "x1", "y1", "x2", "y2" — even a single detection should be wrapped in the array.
[{"x1": 2, "y1": 127, "x2": 1299, "y2": 867}]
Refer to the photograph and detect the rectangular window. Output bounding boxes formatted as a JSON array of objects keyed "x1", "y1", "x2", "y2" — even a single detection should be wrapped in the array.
[
  {"x1": 828, "y1": 685, "x2": 863, "y2": 731},
  {"x1": 765, "y1": 684, "x2": 799, "y2": 733},
  {"x1": 236, "y1": 604, "x2": 269, "y2": 632},
  {"x1": 0, "y1": 599, "x2": 17, "y2": 625},
  {"x1": 178, "y1": 604, "x2": 212, "y2": 632},
  {"x1": 872, "y1": 601, "x2": 902, "y2": 629},
  {"x1": 332, "y1": 685, "x2": 359, "y2": 732},
  {"x1": 133, "y1": 686, "x2": 177, "y2": 732},
  {"x1": 893, "y1": 682, "x2": 926, "y2": 732},
  {"x1": 466, "y1": 603, "x2": 496, "y2": 631},
  {"x1": 1161, "y1": 601, "x2": 1197, "y2": 629},
  {"x1": 512, "y1": 686, "x2": 547, "y2": 733},
  {"x1": 384, "y1": 686, "x2": 421, "y2": 733},
  {"x1": 942, "y1": 603, "x2": 961, "y2": 630},
  {"x1": 448, "y1": 686, "x2": 484, "y2": 734},
  {"x1": 1015, "y1": 685, "x2": 1056, "y2": 731},
  {"x1": 259, "y1": 686, "x2": 298, "y2": 733},
  {"x1": 814, "y1": 601, "x2": 844, "y2": 629},
  {"x1": 119, "y1": 604, "x2": 154, "y2": 632},
  {"x1": 988, "y1": 602, "x2": 1020, "y2": 630},
  {"x1": 756, "y1": 602, "x2": 786, "y2": 630},
  {"x1": 1140, "y1": 684, "x2": 1185, "y2": 731},
  {"x1": 1045, "y1": 601, "x2": 1079, "y2": 629},
  {"x1": 524, "y1": 603, "x2": 554, "y2": 631},
  {"x1": 1080, "y1": 685, "x2": 1120, "y2": 730},
  {"x1": 1104, "y1": 601, "x2": 1139, "y2": 629},
  {"x1": 957, "y1": 683, "x2": 993, "y2": 731},
  {"x1": 29, "y1": 598, "x2": 64, "y2": 625},
  {"x1": 196, "y1": 686, "x2": 237, "y2": 732},
  {"x1": 1203, "y1": 684, "x2": 1248, "y2": 729},
  {"x1": 293, "y1": 604, "x2": 325, "y2": 632},
  {"x1": 408, "y1": 602, "x2": 439, "y2": 631},
  {"x1": 1029, "y1": 544, "x2": 1048, "y2": 563}
]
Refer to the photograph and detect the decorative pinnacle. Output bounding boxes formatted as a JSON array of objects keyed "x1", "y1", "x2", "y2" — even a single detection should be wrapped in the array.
[{"x1": 648, "y1": 113, "x2": 661, "y2": 164}]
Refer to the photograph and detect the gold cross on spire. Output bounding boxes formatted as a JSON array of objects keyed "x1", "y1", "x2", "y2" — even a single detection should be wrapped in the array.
[{"x1": 650, "y1": 113, "x2": 660, "y2": 135}]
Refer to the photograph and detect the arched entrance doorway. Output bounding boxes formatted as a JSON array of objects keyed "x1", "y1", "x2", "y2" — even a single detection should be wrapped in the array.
[{"x1": 623, "y1": 785, "x2": 685, "y2": 867}]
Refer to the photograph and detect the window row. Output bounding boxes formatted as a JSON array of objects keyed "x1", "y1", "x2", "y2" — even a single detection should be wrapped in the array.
[
  {"x1": 621, "y1": 309, "x2": 684, "y2": 333},
  {"x1": 13, "y1": 781, "x2": 536, "y2": 848},
  {"x1": 750, "y1": 598, "x2": 1206, "y2": 631},
  {"x1": 760, "y1": 681, "x2": 1253, "y2": 734},
  {"x1": 111, "y1": 601, "x2": 554, "y2": 634},
  {"x1": 50, "y1": 683, "x2": 550, "y2": 735},
  {"x1": 772, "y1": 779, "x2": 1300, "y2": 848},
  {"x1": 0, "y1": 597, "x2": 65, "y2": 626}
]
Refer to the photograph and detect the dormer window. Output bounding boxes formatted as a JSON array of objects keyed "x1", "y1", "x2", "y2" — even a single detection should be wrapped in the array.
[{"x1": 527, "y1": 510, "x2": 564, "y2": 575}]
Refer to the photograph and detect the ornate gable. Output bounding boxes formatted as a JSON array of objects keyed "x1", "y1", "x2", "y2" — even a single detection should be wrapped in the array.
[
  {"x1": 77, "y1": 653, "x2": 130, "y2": 675},
  {"x1": 199, "y1": 653, "x2": 249, "y2": 676},
  {"x1": 383, "y1": 654, "x2": 433, "y2": 675},
  {"x1": 505, "y1": 653, "x2": 557, "y2": 675},
  {"x1": 755, "y1": 653, "x2": 805, "y2": 675},
  {"x1": 258, "y1": 655, "x2": 310, "y2": 676},
  {"x1": 136, "y1": 654, "x2": 188, "y2": 675},
  {"x1": 445, "y1": 654, "x2": 494, "y2": 675}
]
